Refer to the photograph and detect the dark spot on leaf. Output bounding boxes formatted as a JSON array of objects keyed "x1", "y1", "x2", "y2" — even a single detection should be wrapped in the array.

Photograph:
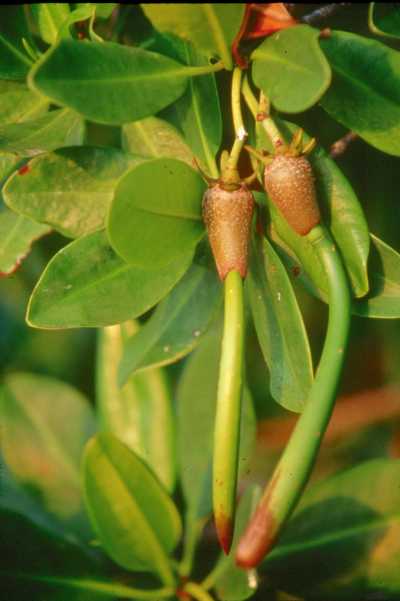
[{"x1": 18, "y1": 164, "x2": 30, "y2": 175}]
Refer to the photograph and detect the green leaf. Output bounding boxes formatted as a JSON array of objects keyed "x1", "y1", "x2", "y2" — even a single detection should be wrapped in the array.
[
  {"x1": 177, "y1": 329, "x2": 256, "y2": 518},
  {"x1": 252, "y1": 25, "x2": 331, "y2": 114},
  {"x1": 31, "y1": 4, "x2": 71, "y2": 45},
  {"x1": 369, "y1": 3, "x2": 400, "y2": 40},
  {"x1": 161, "y1": 37, "x2": 222, "y2": 177},
  {"x1": 264, "y1": 459, "x2": 400, "y2": 599},
  {"x1": 4, "y1": 147, "x2": 141, "y2": 238},
  {"x1": 0, "y1": 209, "x2": 50, "y2": 276},
  {"x1": 118, "y1": 252, "x2": 222, "y2": 385},
  {"x1": 0, "y1": 6, "x2": 33, "y2": 80},
  {"x1": 0, "y1": 509, "x2": 111, "y2": 601},
  {"x1": 97, "y1": 321, "x2": 176, "y2": 492},
  {"x1": 0, "y1": 108, "x2": 85, "y2": 156},
  {"x1": 353, "y1": 235, "x2": 400, "y2": 319},
  {"x1": 29, "y1": 39, "x2": 192, "y2": 125},
  {"x1": 320, "y1": 31, "x2": 400, "y2": 156},
  {"x1": 94, "y1": 4, "x2": 118, "y2": 19},
  {"x1": 27, "y1": 230, "x2": 193, "y2": 329},
  {"x1": 82, "y1": 433, "x2": 181, "y2": 583},
  {"x1": 107, "y1": 157, "x2": 205, "y2": 268},
  {"x1": 0, "y1": 81, "x2": 48, "y2": 125},
  {"x1": 0, "y1": 373, "x2": 95, "y2": 521},
  {"x1": 215, "y1": 485, "x2": 261, "y2": 601},
  {"x1": 257, "y1": 121, "x2": 370, "y2": 298},
  {"x1": 247, "y1": 235, "x2": 313, "y2": 413},
  {"x1": 142, "y1": 4, "x2": 245, "y2": 70},
  {"x1": 122, "y1": 116, "x2": 194, "y2": 166}
]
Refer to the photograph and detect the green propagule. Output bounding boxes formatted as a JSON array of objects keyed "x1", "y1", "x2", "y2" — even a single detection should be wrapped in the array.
[{"x1": 203, "y1": 73, "x2": 351, "y2": 565}]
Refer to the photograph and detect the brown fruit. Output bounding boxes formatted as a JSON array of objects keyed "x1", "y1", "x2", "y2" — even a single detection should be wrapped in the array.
[
  {"x1": 264, "y1": 155, "x2": 320, "y2": 236},
  {"x1": 202, "y1": 183, "x2": 254, "y2": 280}
]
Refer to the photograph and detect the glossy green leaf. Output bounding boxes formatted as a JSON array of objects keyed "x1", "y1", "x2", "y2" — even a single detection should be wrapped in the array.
[
  {"x1": 27, "y1": 230, "x2": 193, "y2": 329},
  {"x1": 82, "y1": 433, "x2": 181, "y2": 582},
  {"x1": 0, "y1": 6, "x2": 33, "y2": 79},
  {"x1": 29, "y1": 39, "x2": 192, "y2": 125},
  {"x1": 0, "y1": 81, "x2": 48, "y2": 125},
  {"x1": 118, "y1": 253, "x2": 221, "y2": 385},
  {"x1": 0, "y1": 509, "x2": 111, "y2": 601},
  {"x1": 353, "y1": 235, "x2": 400, "y2": 319},
  {"x1": 369, "y1": 3, "x2": 400, "y2": 40},
  {"x1": 215, "y1": 485, "x2": 261, "y2": 601},
  {"x1": 161, "y1": 37, "x2": 222, "y2": 176},
  {"x1": 264, "y1": 459, "x2": 400, "y2": 599},
  {"x1": 257, "y1": 121, "x2": 370, "y2": 298},
  {"x1": 0, "y1": 209, "x2": 50, "y2": 276},
  {"x1": 247, "y1": 235, "x2": 313, "y2": 413},
  {"x1": 320, "y1": 31, "x2": 400, "y2": 156},
  {"x1": 252, "y1": 25, "x2": 331, "y2": 114},
  {"x1": 0, "y1": 373, "x2": 95, "y2": 520},
  {"x1": 0, "y1": 109, "x2": 85, "y2": 156},
  {"x1": 108, "y1": 157, "x2": 205, "y2": 268},
  {"x1": 97, "y1": 321, "x2": 176, "y2": 492},
  {"x1": 31, "y1": 4, "x2": 71, "y2": 44},
  {"x1": 122, "y1": 116, "x2": 193, "y2": 166},
  {"x1": 142, "y1": 4, "x2": 245, "y2": 70},
  {"x1": 57, "y1": 4, "x2": 96, "y2": 38},
  {"x1": 177, "y1": 329, "x2": 256, "y2": 518},
  {"x1": 4, "y1": 147, "x2": 140, "y2": 238}
]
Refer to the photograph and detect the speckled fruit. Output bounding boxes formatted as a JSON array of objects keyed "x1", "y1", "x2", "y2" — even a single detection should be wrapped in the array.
[
  {"x1": 202, "y1": 183, "x2": 254, "y2": 280},
  {"x1": 264, "y1": 155, "x2": 320, "y2": 236}
]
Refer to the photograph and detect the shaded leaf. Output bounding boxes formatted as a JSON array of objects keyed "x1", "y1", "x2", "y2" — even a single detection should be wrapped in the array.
[
  {"x1": 29, "y1": 39, "x2": 192, "y2": 125},
  {"x1": 0, "y1": 81, "x2": 48, "y2": 125},
  {"x1": 0, "y1": 109, "x2": 85, "y2": 156},
  {"x1": 4, "y1": 146, "x2": 140, "y2": 238},
  {"x1": 320, "y1": 31, "x2": 400, "y2": 156},
  {"x1": 108, "y1": 157, "x2": 205, "y2": 268},
  {"x1": 118, "y1": 253, "x2": 221, "y2": 385},
  {"x1": 0, "y1": 6, "x2": 33, "y2": 79},
  {"x1": 97, "y1": 321, "x2": 176, "y2": 492},
  {"x1": 264, "y1": 459, "x2": 400, "y2": 600},
  {"x1": 82, "y1": 433, "x2": 181, "y2": 583},
  {"x1": 31, "y1": 4, "x2": 71, "y2": 44},
  {"x1": 122, "y1": 116, "x2": 193, "y2": 166},
  {"x1": 369, "y1": 3, "x2": 400, "y2": 40},
  {"x1": 142, "y1": 4, "x2": 245, "y2": 70},
  {"x1": 247, "y1": 235, "x2": 313, "y2": 413},
  {"x1": 0, "y1": 373, "x2": 95, "y2": 521},
  {"x1": 27, "y1": 230, "x2": 193, "y2": 329},
  {"x1": 252, "y1": 25, "x2": 331, "y2": 113},
  {"x1": 177, "y1": 329, "x2": 256, "y2": 518},
  {"x1": 353, "y1": 235, "x2": 400, "y2": 319},
  {"x1": 215, "y1": 485, "x2": 261, "y2": 601}
]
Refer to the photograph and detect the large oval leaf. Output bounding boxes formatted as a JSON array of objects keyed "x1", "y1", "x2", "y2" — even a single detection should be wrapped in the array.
[
  {"x1": 4, "y1": 147, "x2": 140, "y2": 238},
  {"x1": 264, "y1": 459, "x2": 400, "y2": 599},
  {"x1": 177, "y1": 328, "x2": 256, "y2": 519},
  {"x1": 252, "y1": 25, "x2": 331, "y2": 114},
  {"x1": 29, "y1": 39, "x2": 191, "y2": 125},
  {"x1": 82, "y1": 433, "x2": 181, "y2": 583},
  {"x1": 353, "y1": 235, "x2": 400, "y2": 319},
  {"x1": 27, "y1": 230, "x2": 193, "y2": 329},
  {"x1": 118, "y1": 251, "x2": 221, "y2": 385},
  {"x1": 257, "y1": 121, "x2": 370, "y2": 298},
  {"x1": 247, "y1": 235, "x2": 313, "y2": 413},
  {"x1": 0, "y1": 81, "x2": 48, "y2": 125},
  {"x1": 0, "y1": 372, "x2": 95, "y2": 520},
  {"x1": 142, "y1": 4, "x2": 245, "y2": 70},
  {"x1": 122, "y1": 116, "x2": 194, "y2": 166},
  {"x1": 160, "y1": 37, "x2": 222, "y2": 177},
  {"x1": 107, "y1": 158, "x2": 205, "y2": 268},
  {"x1": 0, "y1": 108, "x2": 85, "y2": 156},
  {"x1": 320, "y1": 31, "x2": 400, "y2": 156},
  {"x1": 97, "y1": 321, "x2": 176, "y2": 492}
]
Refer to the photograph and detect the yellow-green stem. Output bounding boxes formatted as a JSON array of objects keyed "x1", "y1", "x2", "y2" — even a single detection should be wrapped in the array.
[
  {"x1": 184, "y1": 582, "x2": 216, "y2": 601},
  {"x1": 213, "y1": 269, "x2": 245, "y2": 553},
  {"x1": 225, "y1": 67, "x2": 247, "y2": 175}
]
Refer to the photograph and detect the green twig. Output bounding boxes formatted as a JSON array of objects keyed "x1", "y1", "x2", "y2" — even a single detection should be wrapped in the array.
[
  {"x1": 179, "y1": 515, "x2": 205, "y2": 578},
  {"x1": 242, "y1": 77, "x2": 283, "y2": 148},
  {"x1": 213, "y1": 270, "x2": 245, "y2": 553},
  {"x1": 184, "y1": 581, "x2": 216, "y2": 601},
  {"x1": 236, "y1": 224, "x2": 351, "y2": 566}
]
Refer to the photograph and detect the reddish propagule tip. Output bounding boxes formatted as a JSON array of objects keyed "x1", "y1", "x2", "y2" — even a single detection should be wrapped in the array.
[
  {"x1": 235, "y1": 504, "x2": 277, "y2": 568},
  {"x1": 215, "y1": 512, "x2": 234, "y2": 555},
  {"x1": 202, "y1": 183, "x2": 255, "y2": 281}
]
